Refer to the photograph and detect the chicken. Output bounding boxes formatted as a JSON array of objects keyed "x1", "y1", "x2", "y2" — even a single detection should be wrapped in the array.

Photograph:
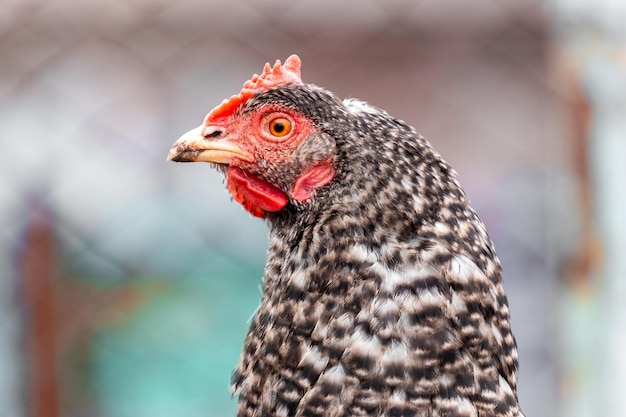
[{"x1": 167, "y1": 55, "x2": 523, "y2": 417}]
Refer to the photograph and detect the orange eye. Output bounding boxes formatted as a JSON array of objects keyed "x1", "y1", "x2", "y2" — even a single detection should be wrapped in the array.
[{"x1": 268, "y1": 117, "x2": 292, "y2": 138}]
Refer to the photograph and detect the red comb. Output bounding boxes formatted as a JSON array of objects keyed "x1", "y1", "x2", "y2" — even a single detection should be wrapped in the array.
[{"x1": 206, "y1": 55, "x2": 303, "y2": 123}]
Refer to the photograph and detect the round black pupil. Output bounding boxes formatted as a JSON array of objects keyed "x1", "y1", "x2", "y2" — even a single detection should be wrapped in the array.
[{"x1": 273, "y1": 121, "x2": 285, "y2": 133}]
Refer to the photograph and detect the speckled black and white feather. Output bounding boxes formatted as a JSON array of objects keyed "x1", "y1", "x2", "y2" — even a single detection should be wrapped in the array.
[{"x1": 226, "y1": 84, "x2": 522, "y2": 417}]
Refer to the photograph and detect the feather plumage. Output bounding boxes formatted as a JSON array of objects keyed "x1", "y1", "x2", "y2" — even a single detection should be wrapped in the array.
[{"x1": 168, "y1": 56, "x2": 523, "y2": 417}]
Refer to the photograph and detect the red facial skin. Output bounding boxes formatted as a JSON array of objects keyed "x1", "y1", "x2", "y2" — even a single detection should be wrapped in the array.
[
  {"x1": 169, "y1": 56, "x2": 335, "y2": 218},
  {"x1": 214, "y1": 106, "x2": 335, "y2": 218}
]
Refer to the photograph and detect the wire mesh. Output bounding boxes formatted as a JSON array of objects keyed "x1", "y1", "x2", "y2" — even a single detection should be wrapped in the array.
[{"x1": 0, "y1": 1, "x2": 590, "y2": 416}]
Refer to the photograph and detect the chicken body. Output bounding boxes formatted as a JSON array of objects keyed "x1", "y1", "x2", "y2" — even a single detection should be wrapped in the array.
[{"x1": 168, "y1": 56, "x2": 522, "y2": 417}]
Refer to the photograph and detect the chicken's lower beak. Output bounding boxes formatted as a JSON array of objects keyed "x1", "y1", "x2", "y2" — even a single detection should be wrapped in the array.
[{"x1": 167, "y1": 125, "x2": 253, "y2": 164}]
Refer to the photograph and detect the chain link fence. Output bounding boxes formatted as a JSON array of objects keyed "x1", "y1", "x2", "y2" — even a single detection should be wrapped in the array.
[{"x1": 1, "y1": 1, "x2": 609, "y2": 416}]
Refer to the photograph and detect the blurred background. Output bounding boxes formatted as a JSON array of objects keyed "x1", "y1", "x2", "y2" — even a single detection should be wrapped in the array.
[{"x1": 1, "y1": 0, "x2": 625, "y2": 416}]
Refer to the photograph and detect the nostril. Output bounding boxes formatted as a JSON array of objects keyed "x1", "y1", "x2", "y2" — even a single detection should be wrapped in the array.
[{"x1": 202, "y1": 126, "x2": 224, "y2": 139}]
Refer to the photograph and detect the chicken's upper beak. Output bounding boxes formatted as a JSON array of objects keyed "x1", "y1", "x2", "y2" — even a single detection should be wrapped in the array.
[{"x1": 167, "y1": 125, "x2": 253, "y2": 164}]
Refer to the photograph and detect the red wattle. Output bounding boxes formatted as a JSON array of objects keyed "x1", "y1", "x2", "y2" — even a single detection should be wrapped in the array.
[{"x1": 227, "y1": 166, "x2": 289, "y2": 217}]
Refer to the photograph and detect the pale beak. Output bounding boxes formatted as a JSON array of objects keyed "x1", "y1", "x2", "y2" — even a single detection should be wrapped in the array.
[{"x1": 167, "y1": 125, "x2": 253, "y2": 164}]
